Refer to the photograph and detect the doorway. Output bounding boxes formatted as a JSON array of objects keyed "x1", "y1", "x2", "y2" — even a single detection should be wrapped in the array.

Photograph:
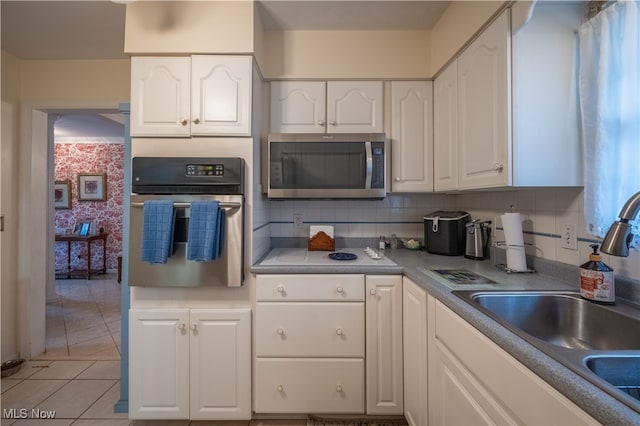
[{"x1": 40, "y1": 110, "x2": 125, "y2": 360}]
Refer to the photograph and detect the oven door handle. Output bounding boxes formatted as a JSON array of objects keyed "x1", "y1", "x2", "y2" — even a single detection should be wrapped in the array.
[
  {"x1": 130, "y1": 201, "x2": 242, "y2": 210},
  {"x1": 365, "y1": 141, "x2": 373, "y2": 189}
]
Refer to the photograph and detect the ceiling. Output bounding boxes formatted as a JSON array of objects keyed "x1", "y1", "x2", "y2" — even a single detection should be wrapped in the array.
[
  {"x1": 1, "y1": 0, "x2": 450, "y2": 138},
  {"x1": 1, "y1": 0, "x2": 450, "y2": 60}
]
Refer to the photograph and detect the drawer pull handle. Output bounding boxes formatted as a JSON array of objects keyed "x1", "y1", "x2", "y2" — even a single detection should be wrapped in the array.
[
  {"x1": 277, "y1": 328, "x2": 285, "y2": 335},
  {"x1": 277, "y1": 285, "x2": 285, "y2": 293},
  {"x1": 277, "y1": 385, "x2": 284, "y2": 392},
  {"x1": 336, "y1": 384, "x2": 343, "y2": 393},
  {"x1": 370, "y1": 289, "x2": 377, "y2": 295},
  {"x1": 336, "y1": 328, "x2": 343, "y2": 336},
  {"x1": 336, "y1": 286, "x2": 344, "y2": 293}
]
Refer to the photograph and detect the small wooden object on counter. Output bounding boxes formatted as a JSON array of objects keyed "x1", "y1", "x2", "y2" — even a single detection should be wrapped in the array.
[
  {"x1": 308, "y1": 231, "x2": 335, "y2": 251},
  {"x1": 308, "y1": 225, "x2": 335, "y2": 251}
]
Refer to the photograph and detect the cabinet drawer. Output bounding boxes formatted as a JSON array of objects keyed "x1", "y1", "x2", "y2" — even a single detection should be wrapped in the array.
[
  {"x1": 256, "y1": 302, "x2": 364, "y2": 357},
  {"x1": 256, "y1": 275, "x2": 364, "y2": 301},
  {"x1": 254, "y1": 358, "x2": 365, "y2": 413}
]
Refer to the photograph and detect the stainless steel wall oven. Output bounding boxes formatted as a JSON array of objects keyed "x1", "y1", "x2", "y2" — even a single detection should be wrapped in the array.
[{"x1": 129, "y1": 157, "x2": 245, "y2": 288}]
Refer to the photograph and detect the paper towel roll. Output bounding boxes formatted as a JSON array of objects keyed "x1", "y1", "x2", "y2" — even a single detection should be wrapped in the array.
[
  {"x1": 501, "y1": 213, "x2": 525, "y2": 246},
  {"x1": 506, "y1": 245, "x2": 528, "y2": 272}
]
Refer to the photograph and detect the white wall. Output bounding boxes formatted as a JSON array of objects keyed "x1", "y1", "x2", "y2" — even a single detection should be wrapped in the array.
[
  {"x1": 124, "y1": 1, "x2": 254, "y2": 55},
  {"x1": 261, "y1": 30, "x2": 432, "y2": 80},
  {"x1": 1, "y1": 51, "x2": 22, "y2": 361},
  {"x1": 455, "y1": 188, "x2": 640, "y2": 282}
]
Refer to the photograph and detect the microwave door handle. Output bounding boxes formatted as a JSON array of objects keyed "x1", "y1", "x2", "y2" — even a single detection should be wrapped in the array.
[{"x1": 365, "y1": 141, "x2": 373, "y2": 189}]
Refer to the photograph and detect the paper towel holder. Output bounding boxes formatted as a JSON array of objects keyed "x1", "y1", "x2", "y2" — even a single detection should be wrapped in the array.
[{"x1": 493, "y1": 241, "x2": 536, "y2": 274}]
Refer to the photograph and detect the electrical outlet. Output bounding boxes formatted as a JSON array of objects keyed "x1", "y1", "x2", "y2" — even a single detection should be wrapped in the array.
[
  {"x1": 561, "y1": 223, "x2": 578, "y2": 250},
  {"x1": 293, "y1": 213, "x2": 304, "y2": 231}
]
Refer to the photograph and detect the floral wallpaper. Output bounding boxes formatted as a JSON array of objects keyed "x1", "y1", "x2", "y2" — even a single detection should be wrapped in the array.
[{"x1": 54, "y1": 142, "x2": 124, "y2": 273}]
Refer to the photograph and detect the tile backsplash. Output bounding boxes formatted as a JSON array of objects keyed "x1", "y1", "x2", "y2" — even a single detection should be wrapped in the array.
[{"x1": 257, "y1": 188, "x2": 640, "y2": 282}]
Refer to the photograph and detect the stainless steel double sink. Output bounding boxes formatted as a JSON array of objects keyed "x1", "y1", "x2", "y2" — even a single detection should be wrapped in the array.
[{"x1": 453, "y1": 290, "x2": 640, "y2": 411}]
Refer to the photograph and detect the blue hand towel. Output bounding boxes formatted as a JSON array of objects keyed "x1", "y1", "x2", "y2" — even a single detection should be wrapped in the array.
[
  {"x1": 141, "y1": 200, "x2": 176, "y2": 264},
  {"x1": 187, "y1": 201, "x2": 225, "y2": 262}
]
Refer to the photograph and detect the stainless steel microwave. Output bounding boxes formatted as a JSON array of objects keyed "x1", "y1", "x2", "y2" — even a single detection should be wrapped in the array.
[{"x1": 268, "y1": 133, "x2": 387, "y2": 199}]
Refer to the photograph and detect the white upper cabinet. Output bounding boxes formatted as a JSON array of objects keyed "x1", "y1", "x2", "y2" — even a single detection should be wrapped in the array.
[
  {"x1": 327, "y1": 81, "x2": 383, "y2": 133},
  {"x1": 457, "y1": 9, "x2": 510, "y2": 190},
  {"x1": 433, "y1": 3, "x2": 583, "y2": 191},
  {"x1": 131, "y1": 55, "x2": 252, "y2": 137},
  {"x1": 131, "y1": 57, "x2": 192, "y2": 137},
  {"x1": 390, "y1": 81, "x2": 434, "y2": 192},
  {"x1": 433, "y1": 61, "x2": 459, "y2": 192},
  {"x1": 270, "y1": 81, "x2": 383, "y2": 134},
  {"x1": 270, "y1": 81, "x2": 326, "y2": 133}
]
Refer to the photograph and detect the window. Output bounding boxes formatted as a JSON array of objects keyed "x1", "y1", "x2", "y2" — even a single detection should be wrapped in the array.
[{"x1": 578, "y1": 0, "x2": 640, "y2": 249}]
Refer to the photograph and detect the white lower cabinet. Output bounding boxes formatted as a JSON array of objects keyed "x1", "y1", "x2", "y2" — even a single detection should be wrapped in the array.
[
  {"x1": 129, "y1": 308, "x2": 251, "y2": 420},
  {"x1": 254, "y1": 274, "x2": 402, "y2": 416},
  {"x1": 428, "y1": 300, "x2": 597, "y2": 425},
  {"x1": 402, "y1": 277, "x2": 429, "y2": 426},
  {"x1": 366, "y1": 275, "x2": 403, "y2": 415}
]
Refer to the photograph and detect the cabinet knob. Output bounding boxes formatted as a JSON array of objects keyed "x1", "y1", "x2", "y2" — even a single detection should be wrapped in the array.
[
  {"x1": 277, "y1": 285, "x2": 285, "y2": 293},
  {"x1": 330, "y1": 121, "x2": 337, "y2": 126},
  {"x1": 394, "y1": 177, "x2": 401, "y2": 182},
  {"x1": 370, "y1": 288, "x2": 377, "y2": 295},
  {"x1": 336, "y1": 328, "x2": 344, "y2": 336},
  {"x1": 190, "y1": 324, "x2": 197, "y2": 331},
  {"x1": 494, "y1": 163, "x2": 504, "y2": 173},
  {"x1": 336, "y1": 286, "x2": 344, "y2": 293},
  {"x1": 177, "y1": 323, "x2": 186, "y2": 330},
  {"x1": 277, "y1": 385, "x2": 284, "y2": 393},
  {"x1": 318, "y1": 120, "x2": 325, "y2": 126},
  {"x1": 336, "y1": 384, "x2": 343, "y2": 393},
  {"x1": 277, "y1": 327, "x2": 285, "y2": 335},
  {"x1": 192, "y1": 117, "x2": 201, "y2": 125},
  {"x1": 180, "y1": 118, "x2": 188, "y2": 126}
]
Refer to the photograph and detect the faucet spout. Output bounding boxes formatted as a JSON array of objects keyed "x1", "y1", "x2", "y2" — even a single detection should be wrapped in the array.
[
  {"x1": 617, "y1": 191, "x2": 640, "y2": 221},
  {"x1": 601, "y1": 191, "x2": 640, "y2": 257}
]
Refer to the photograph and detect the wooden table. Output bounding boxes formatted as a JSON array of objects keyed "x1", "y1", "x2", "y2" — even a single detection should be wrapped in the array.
[{"x1": 55, "y1": 233, "x2": 108, "y2": 279}]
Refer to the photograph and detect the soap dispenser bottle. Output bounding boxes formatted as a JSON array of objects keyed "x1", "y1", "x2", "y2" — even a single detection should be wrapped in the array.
[{"x1": 580, "y1": 244, "x2": 615, "y2": 304}]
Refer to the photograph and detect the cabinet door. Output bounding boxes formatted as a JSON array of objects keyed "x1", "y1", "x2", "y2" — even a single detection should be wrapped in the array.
[
  {"x1": 402, "y1": 278, "x2": 428, "y2": 426},
  {"x1": 191, "y1": 55, "x2": 252, "y2": 136},
  {"x1": 130, "y1": 57, "x2": 191, "y2": 137},
  {"x1": 129, "y1": 309, "x2": 190, "y2": 419},
  {"x1": 190, "y1": 309, "x2": 251, "y2": 420},
  {"x1": 457, "y1": 10, "x2": 510, "y2": 189},
  {"x1": 327, "y1": 81, "x2": 383, "y2": 133},
  {"x1": 270, "y1": 81, "x2": 326, "y2": 133},
  {"x1": 434, "y1": 62, "x2": 459, "y2": 192},
  {"x1": 390, "y1": 81, "x2": 434, "y2": 192},
  {"x1": 430, "y1": 300, "x2": 597, "y2": 425},
  {"x1": 365, "y1": 275, "x2": 403, "y2": 415}
]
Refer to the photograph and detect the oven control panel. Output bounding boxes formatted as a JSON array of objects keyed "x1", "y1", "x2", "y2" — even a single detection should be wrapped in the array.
[{"x1": 186, "y1": 164, "x2": 224, "y2": 177}]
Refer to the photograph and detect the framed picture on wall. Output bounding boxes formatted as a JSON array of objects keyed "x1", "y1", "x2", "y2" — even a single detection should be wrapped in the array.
[
  {"x1": 54, "y1": 180, "x2": 71, "y2": 209},
  {"x1": 73, "y1": 221, "x2": 92, "y2": 236},
  {"x1": 78, "y1": 173, "x2": 107, "y2": 201}
]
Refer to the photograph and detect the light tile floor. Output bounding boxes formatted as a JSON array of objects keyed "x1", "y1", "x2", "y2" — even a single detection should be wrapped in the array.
[{"x1": 36, "y1": 275, "x2": 122, "y2": 361}]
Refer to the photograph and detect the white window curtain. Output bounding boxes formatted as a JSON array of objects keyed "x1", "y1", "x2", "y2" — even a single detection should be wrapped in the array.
[{"x1": 579, "y1": 0, "x2": 640, "y2": 248}]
